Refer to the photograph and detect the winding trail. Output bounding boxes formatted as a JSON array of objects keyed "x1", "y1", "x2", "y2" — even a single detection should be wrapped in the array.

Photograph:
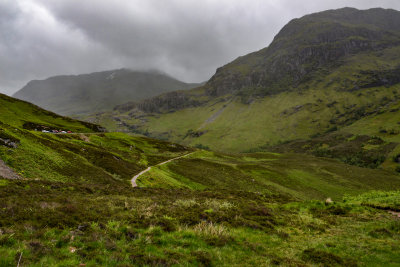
[
  {"x1": 131, "y1": 152, "x2": 194, "y2": 187},
  {"x1": 388, "y1": 210, "x2": 400, "y2": 219}
]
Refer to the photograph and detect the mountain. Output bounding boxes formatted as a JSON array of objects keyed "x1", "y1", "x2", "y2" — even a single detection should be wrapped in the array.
[
  {"x1": 89, "y1": 8, "x2": 400, "y2": 171},
  {"x1": 13, "y1": 69, "x2": 202, "y2": 115},
  {"x1": 2, "y1": 93, "x2": 400, "y2": 265},
  {"x1": 206, "y1": 7, "x2": 400, "y2": 97}
]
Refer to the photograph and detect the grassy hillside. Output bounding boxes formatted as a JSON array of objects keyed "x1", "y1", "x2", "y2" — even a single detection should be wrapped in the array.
[
  {"x1": 3, "y1": 92, "x2": 399, "y2": 200},
  {"x1": 0, "y1": 94, "x2": 100, "y2": 132},
  {"x1": 0, "y1": 129, "x2": 190, "y2": 184},
  {"x1": 13, "y1": 69, "x2": 201, "y2": 115},
  {"x1": 92, "y1": 79, "x2": 400, "y2": 153},
  {"x1": 3, "y1": 91, "x2": 400, "y2": 200},
  {"x1": 0, "y1": 93, "x2": 191, "y2": 184},
  {"x1": 136, "y1": 150, "x2": 400, "y2": 201},
  {"x1": 1, "y1": 94, "x2": 400, "y2": 265}
]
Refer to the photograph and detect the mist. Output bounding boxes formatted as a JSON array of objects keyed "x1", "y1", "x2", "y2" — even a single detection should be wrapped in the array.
[{"x1": 1, "y1": 0, "x2": 400, "y2": 94}]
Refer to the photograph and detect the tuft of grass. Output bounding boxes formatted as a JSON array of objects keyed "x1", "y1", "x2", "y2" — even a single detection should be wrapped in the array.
[{"x1": 344, "y1": 190, "x2": 400, "y2": 210}]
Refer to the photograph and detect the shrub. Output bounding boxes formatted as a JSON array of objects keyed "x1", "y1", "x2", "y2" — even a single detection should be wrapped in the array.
[
  {"x1": 0, "y1": 235, "x2": 16, "y2": 247},
  {"x1": 174, "y1": 199, "x2": 198, "y2": 208},
  {"x1": 302, "y1": 248, "x2": 357, "y2": 266},
  {"x1": 156, "y1": 216, "x2": 177, "y2": 232},
  {"x1": 194, "y1": 144, "x2": 210, "y2": 150},
  {"x1": 396, "y1": 166, "x2": 400, "y2": 173},
  {"x1": 325, "y1": 126, "x2": 338, "y2": 133},
  {"x1": 193, "y1": 221, "x2": 233, "y2": 247},
  {"x1": 191, "y1": 251, "x2": 213, "y2": 267},
  {"x1": 390, "y1": 221, "x2": 400, "y2": 233}
]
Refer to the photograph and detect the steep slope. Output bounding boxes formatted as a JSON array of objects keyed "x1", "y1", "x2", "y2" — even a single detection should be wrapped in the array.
[
  {"x1": 206, "y1": 7, "x2": 400, "y2": 96},
  {"x1": 13, "y1": 69, "x2": 201, "y2": 115},
  {"x1": 0, "y1": 93, "x2": 191, "y2": 184},
  {"x1": 0, "y1": 93, "x2": 101, "y2": 132},
  {"x1": 90, "y1": 8, "x2": 400, "y2": 161}
]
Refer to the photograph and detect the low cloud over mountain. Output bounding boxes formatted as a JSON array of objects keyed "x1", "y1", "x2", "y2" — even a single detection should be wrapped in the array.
[{"x1": 1, "y1": 0, "x2": 400, "y2": 94}]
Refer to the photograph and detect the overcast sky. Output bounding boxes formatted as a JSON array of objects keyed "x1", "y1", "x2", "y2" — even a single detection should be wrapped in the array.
[{"x1": 1, "y1": 0, "x2": 400, "y2": 95}]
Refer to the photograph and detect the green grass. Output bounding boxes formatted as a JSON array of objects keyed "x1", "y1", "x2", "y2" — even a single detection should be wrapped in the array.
[
  {"x1": 1, "y1": 179, "x2": 399, "y2": 266},
  {"x1": 2, "y1": 92, "x2": 400, "y2": 265},
  {"x1": 269, "y1": 132, "x2": 396, "y2": 169},
  {"x1": 137, "y1": 150, "x2": 400, "y2": 201},
  {"x1": 344, "y1": 191, "x2": 400, "y2": 211},
  {"x1": 96, "y1": 79, "x2": 400, "y2": 155},
  {"x1": 0, "y1": 121, "x2": 191, "y2": 184},
  {"x1": 0, "y1": 93, "x2": 99, "y2": 132}
]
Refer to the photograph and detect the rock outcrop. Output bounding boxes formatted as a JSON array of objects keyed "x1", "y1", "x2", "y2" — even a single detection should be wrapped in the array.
[
  {"x1": 0, "y1": 160, "x2": 20, "y2": 179},
  {"x1": 205, "y1": 8, "x2": 400, "y2": 97},
  {"x1": 114, "y1": 91, "x2": 203, "y2": 113}
]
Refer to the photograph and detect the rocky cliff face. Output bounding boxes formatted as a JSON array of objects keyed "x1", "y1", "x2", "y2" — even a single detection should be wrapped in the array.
[
  {"x1": 354, "y1": 66, "x2": 400, "y2": 90},
  {"x1": 114, "y1": 91, "x2": 203, "y2": 113},
  {"x1": 205, "y1": 8, "x2": 400, "y2": 97}
]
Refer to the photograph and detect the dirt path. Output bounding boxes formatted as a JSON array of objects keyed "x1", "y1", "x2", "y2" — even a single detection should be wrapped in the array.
[
  {"x1": 131, "y1": 152, "x2": 194, "y2": 187},
  {"x1": 388, "y1": 210, "x2": 400, "y2": 219},
  {"x1": 0, "y1": 159, "x2": 21, "y2": 180}
]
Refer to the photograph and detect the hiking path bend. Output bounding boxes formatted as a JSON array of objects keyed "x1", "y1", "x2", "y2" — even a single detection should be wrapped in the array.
[{"x1": 131, "y1": 152, "x2": 194, "y2": 187}]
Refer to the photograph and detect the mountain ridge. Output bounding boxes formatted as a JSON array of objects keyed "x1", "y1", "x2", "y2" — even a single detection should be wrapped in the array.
[
  {"x1": 205, "y1": 7, "x2": 400, "y2": 97},
  {"x1": 105, "y1": 7, "x2": 400, "y2": 114},
  {"x1": 13, "y1": 68, "x2": 202, "y2": 115}
]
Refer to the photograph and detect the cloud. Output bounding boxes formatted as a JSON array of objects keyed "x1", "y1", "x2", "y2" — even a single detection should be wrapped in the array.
[{"x1": 1, "y1": 0, "x2": 400, "y2": 94}]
